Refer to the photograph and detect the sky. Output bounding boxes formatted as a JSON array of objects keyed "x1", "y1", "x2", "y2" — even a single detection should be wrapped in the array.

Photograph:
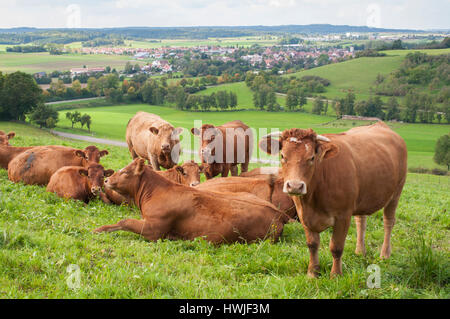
[{"x1": 0, "y1": 0, "x2": 449, "y2": 30}]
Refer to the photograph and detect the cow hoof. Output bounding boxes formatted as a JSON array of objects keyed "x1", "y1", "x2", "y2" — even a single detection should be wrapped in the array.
[
  {"x1": 355, "y1": 248, "x2": 366, "y2": 256},
  {"x1": 307, "y1": 270, "x2": 319, "y2": 278},
  {"x1": 330, "y1": 271, "x2": 343, "y2": 278},
  {"x1": 93, "y1": 227, "x2": 105, "y2": 233}
]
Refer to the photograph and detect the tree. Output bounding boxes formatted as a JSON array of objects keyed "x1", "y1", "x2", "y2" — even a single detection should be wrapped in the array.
[
  {"x1": 312, "y1": 97, "x2": 324, "y2": 115},
  {"x1": 267, "y1": 91, "x2": 277, "y2": 112},
  {"x1": 286, "y1": 89, "x2": 298, "y2": 111},
  {"x1": 298, "y1": 91, "x2": 307, "y2": 109},
  {"x1": 80, "y1": 114, "x2": 92, "y2": 132},
  {"x1": 0, "y1": 71, "x2": 43, "y2": 121},
  {"x1": 434, "y1": 134, "x2": 449, "y2": 170},
  {"x1": 29, "y1": 103, "x2": 59, "y2": 128},
  {"x1": 66, "y1": 111, "x2": 81, "y2": 128},
  {"x1": 229, "y1": 92, "x2": 238, "y2": 109},
  {"x1": 386, "y1": 97, "x2": 401, "y2": 121},
  {"x1": 175, "y1": 87, "x2": 186, "y2": 110}
]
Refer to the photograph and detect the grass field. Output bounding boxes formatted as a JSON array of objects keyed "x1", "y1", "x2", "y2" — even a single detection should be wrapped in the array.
[
  {"x1": 0, "y1": 52, "x2": 145, "y2": 74},
  {"x1": 53, "y1": 103, "x2": 449, "y2": 170},
  {"x1": 0, "y1": 121, "x2": 448, "y2": 298},
  {"x1": 289, "y1": 48, "x2": 450, "y2": 101}
]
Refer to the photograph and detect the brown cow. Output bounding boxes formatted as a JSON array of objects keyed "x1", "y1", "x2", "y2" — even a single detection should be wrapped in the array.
[
  {"x1": 195, "y1": 176, "x2": 297, "y2": 219},
  {"x1": 105, "y1": 160, "x2": 203, "y2": 205},
  {"x1": 0, "y1": 131, "x2": 15, "y2": 146},
  {"x1": 8, "y1": 145, "x2": 109, "y2": 185},
  {"x1": 47, "y1": 163, "x2": 114, "y2": 203},
  {"x1": 260, "y1": 122, "x2": 407, "y2": 277},
  {"x1": 94, "y1": 158, "x2": 287, "y2": 244},
  {"x1": 240, "y1": 166, "x2": 280, "y2": 178},
  {"x1": 191, "y1": 120, "x2": 253, "y2": 178},
  {"x1": 0, "y1": 131, "x2": 34, "y2": 169},
  {"x1": 126, "y1": 112, "x2": 183, "y2": 170}
]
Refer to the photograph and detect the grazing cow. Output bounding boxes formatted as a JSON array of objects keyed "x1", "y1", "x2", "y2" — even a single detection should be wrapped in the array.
[
  {"x1": 195, "y1": 176, "x2": 297, "y2": 219},
  {"x1": 126, "y1": 112, "x2": 183, "y2": 170},
  {"x1": 0, "y1": 131, "x2": 15, "y2": 146},
  {"x1": 47, "y1": 163, "x2": 114, "y2": 203},
  {"x1": 105, "y1": 161, "x2": 203, "y2": 205},
  {"x1": 191, "y1": 120, "x2": 253, "y2": 178},
  {"x1": 0, "y1": 131, "x2": 34, "y2": 169},
  {"x1": 8, "y1": 145, "x2": 108, "y2": 185},
  {"x1": 260, "y1": 122, "x2": 407, "y2": 277},
  {"x1": 95, "y1": 158, "x2": 287, "y2": 244}
]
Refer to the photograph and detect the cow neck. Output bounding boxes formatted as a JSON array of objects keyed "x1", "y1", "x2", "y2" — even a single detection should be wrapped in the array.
[
  {"x1": 134, "y1": 168, "x2": 173, "y2": 209},
  {"x1": 298, "y1": 165, "x2": 322, "y2": 207}
]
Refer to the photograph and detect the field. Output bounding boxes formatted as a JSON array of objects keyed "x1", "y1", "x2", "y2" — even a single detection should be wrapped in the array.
[
  {"x1": 289, "y1": 48, "x2": 450, "y2": 101},
  {"x1": 0, "y1": 121, "x2": 448, "y2": 298},
  {"x1": 0, "y1": 51, "x2": 144, "y2": 74},
  {"x1": 53, "y1": 103, "x2": 449, "y2": 170}
]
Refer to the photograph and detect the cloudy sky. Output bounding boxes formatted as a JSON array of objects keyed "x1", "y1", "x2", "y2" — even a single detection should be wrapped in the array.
[{"x1": 0, "y1": 0, "x2": 449, "y2": 30}]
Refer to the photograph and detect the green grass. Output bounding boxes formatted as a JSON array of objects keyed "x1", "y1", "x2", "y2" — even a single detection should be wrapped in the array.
[
  {"x1": 0, "y1": 52, "x2": 145, "y2": 74},
  {"x1": 289, "y1": 48, "x2": 450, "y2": 101},
  {"x1": 53, "y1": 103, "x2": 449, "y2": 170},
  {"x1": 0, "y1": 122, "x2": 448, "y2": 298}
]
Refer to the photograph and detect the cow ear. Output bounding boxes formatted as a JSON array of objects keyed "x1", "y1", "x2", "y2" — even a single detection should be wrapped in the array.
[
  {"x1": 99, "y1": 150, "x2": 109, "y2": 157},
  {"x1": 104, "y1": 169, "x2": 114, "y2": 177},
  {"x1": 317, "y1": 142, "x2": 339, "y2": 161},
  {"x1": 7, "y1": 132, "x2": 15, "y2": 140},
  {"x1": 79, "y1": 169, "x2": 88, "y2": 177},
  {"x1": 134, "y1": 158, "x2": 145, "y2": 175},
  {"x1": 259, "y1": 137, "x2": 281, "y2": 155},
  {"x1": 173, "y1": 127, "x2": 183, "y2": 136},
  {"x1": 149, "y1": 127, "x2": 159, "y2": 135},
  {"x1": 75, "y1": 150, "x2": 87, "y2": 159},
  {"x1": 191, "y1": 128, "x2": 200, "y2": 136},
  {"x1": 175, "y1": 166, "x2": 185, "y2": 175}
]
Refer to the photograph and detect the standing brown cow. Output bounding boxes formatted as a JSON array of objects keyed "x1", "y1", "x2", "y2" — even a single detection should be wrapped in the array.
[
  {"x1": 126, "y1": 112, "x2": 183, "y2": 170},
  {"x1": 95, "y1": 158, "x2": 287, "y2": 244},
  {"x1": 0, "y1": 131, "x2": 34, "y2": 169},
  {"x1": 8, "y1": 145, "x2": 109, "y2": 185},
  {"x1": 47, "y1": 163, "x2": 114, "y2": 203},
  {"x1": 260, "y1": 122, "x2": 407, "y2": 277},
  {"x1": 105, "y1": 161, "x2": 203, "y2": 205},
  {"x1": 195, "y1": 176, "x2": 297, "y2": 219},
  {"x1": 191, "y1": 120, "x2": 253, "y2": 178}
]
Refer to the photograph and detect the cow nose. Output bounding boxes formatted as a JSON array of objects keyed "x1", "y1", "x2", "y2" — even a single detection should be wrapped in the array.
[
  {"x1": 91, "y1": 186, "x2": 101, "y2": 195},
  {"x1": 284, "y1": 180, "x2": 307, "y2": 195},
  {"x1": 190, "y1": 181, "x2": 200, "y2": 187},
  {"x1": 161, "y1": 143, "x2": 170, "y2": 151}
]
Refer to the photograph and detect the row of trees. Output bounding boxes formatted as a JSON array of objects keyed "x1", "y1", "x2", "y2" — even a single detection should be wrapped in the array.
[{"x1": 66, "y1": 111, "x2": 92, "y2": 131}]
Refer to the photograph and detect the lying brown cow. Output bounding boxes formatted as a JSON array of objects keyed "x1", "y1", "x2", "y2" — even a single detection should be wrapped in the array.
[
  {"x1": 126, "y1": 112, "x2": 183, "y2": 170},
  {"x1": 195, "y1": 176, "x2": 296, "y2": 219},
  {"x1": 240, "y1": 166, "x2": 280, "y2": 178},
  {"x1": 105, "y1": 160, "x2": 202, "y2": 205},
  {"x1": 95, "y1": 158, "x2": 287, "y2": 244},
  {"x1": 47, "y1": 163, "x2": 114, "y2": 203},
  {"x1": 191, "y1": 120, "x2": 253, "y2": 178},
  {"x1": 260, "y1": 122, "x2": 407, "y2": 277},
  {"x1": 8, "y1": 145, "x2": 108, "y2": 185},
  {"x1": 0, "y1": 131, "x2": 34, "y2": 169}
]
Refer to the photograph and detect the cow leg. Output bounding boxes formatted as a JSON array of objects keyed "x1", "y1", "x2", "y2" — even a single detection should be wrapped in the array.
[
  {"x1": 93, "y1": 218, "x2": 166, "y2": 242},
  {"x1": 329, "y1": 216, "x2": 351, "y2": 277},
  {"x1": 354, "y1": 215, "x2": 367, "y2": 255},
  {"x1": 381, "y1": 198, "x2": 398, "y2": 259},
  {"x1": 221, "y1": 165, "x2": 230, "y2": 177},
  {"x1": 149, "y1": 154, "x2": 161, "y2": 171},
  {"x1": 241, "y1": 162, "x2": 249, "y2": 174},
  {"x1": 303, "y1": 226, "x2": 320, "y2": 278},
  {"x1": 230, "y1": 165, "x2": 238, "y2": 176}
]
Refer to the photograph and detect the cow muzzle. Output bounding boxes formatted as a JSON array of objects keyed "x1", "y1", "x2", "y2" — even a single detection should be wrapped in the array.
[
  {"x1": 190, "y1": 181, "x2": 200, "y2": 187},
  {"x1": 161, "y1": 143, "x2": 171, "y2": 152},
  {"x1": 91, "y1": 186, "x2": 101, "y2": 196},
  {"x1": 283, "y1": 180, "x2": 307, "y2": 195}
]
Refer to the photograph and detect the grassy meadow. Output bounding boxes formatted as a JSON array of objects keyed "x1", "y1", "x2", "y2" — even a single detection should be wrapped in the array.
[
  {"x1": 53, "y1": 103, "x2": 449, "y2": 170},
  {"x1": 0, "y1": 121, "x2": 448, "y2": 298}
]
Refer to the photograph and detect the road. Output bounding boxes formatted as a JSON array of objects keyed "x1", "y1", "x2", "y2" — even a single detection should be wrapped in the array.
[{"x1": 45, "y1": 97, "x2": 106, "y2": 105}]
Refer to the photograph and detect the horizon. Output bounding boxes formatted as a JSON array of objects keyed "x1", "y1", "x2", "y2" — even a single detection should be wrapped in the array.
[{"x1": 0, "y1": 1, "x2": 449, "y2": 30}]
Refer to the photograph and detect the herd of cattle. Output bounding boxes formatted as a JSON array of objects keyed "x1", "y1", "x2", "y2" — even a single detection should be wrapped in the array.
[{"x1": 0, "y1": 111, "x2": 407, "y2": 277}]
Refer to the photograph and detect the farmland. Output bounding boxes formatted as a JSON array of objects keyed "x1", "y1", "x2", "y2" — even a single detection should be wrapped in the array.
[
  {"x1": 53, "y1": 103, "x2": 449, "y2": 170},
  {"x1": 0, "y1": 122, "x2": 448, "y2": 298}
]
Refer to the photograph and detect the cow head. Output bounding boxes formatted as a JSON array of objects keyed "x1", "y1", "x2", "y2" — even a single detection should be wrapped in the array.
[
  {"x1": 149, "y1": 124, "x2": 182, "y2": 164},
  {"x1": 260, "y1": 128, "x2": 338, "y2": 196},
  {"x1": 0, "y1": 131, "x2": 15, "y2": 146},
  {"x1": 104, "y1": 158, "x2": 146, "y2": 197},
  {"x1": 176, "y1": 160, "x2": 202, "y2": 186},
  {"x1": 191, "y1": 124, "x2": 222, "y2": 163},
  {"x1": 79, "y1": 163, "x2": 114, "y2": 196},
  {"x1": 75, "y1": 146, "x2": 109, "y2": 163}
]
